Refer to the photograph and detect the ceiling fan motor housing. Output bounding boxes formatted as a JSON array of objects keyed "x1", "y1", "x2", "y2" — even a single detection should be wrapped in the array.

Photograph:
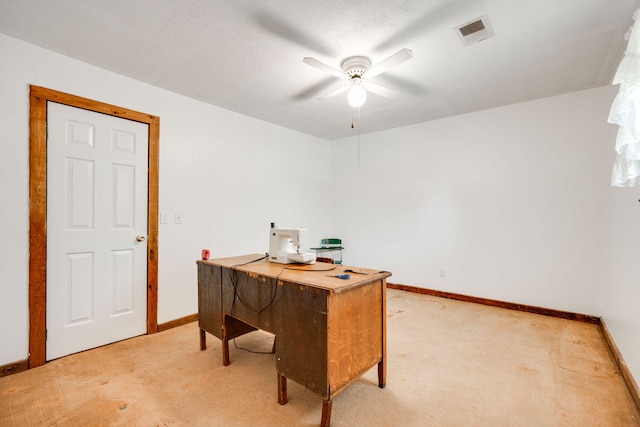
[{"x1": 342, "y1": 56, "x2": 371, "y2": 80}]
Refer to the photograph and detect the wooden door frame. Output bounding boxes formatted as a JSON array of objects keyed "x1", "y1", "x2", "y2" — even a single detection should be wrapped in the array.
[{"x1": 28, "y1": 85, "x2": 160, "y2": 368}]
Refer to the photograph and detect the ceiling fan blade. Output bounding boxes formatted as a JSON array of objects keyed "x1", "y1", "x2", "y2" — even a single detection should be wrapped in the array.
[
  {"x1": 363, "y1": 82, "x2": 398, "y2": 100},
  {"x1": 303, "y1": 57, "x2": 345, "y2": 79},
  {"x1": 367, "y1": 48, "x2": 414, "y2": 78},
  {"x1": 293, "y1": 76, "x2": 342, "y2": 101},
  {"x1": 375, "y1": 74, "x2": 426, "y2": 96},
  {"x1": 375, "y1": 1, "x2": 467, "y2": 52},
  {"x1": 254, "y1": 11, "x2": 335, "y2": 56},
  {"x1": 317, "y1": 83, "x2": 350, "y2": 100}
]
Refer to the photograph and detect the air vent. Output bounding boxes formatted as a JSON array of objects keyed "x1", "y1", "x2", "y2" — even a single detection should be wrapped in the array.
[{"x1": 455, "y1": 15, "x2": 495, "y2": 46}]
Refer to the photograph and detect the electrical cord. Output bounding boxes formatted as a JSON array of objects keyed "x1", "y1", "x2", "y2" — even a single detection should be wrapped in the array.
[
  {"x1": 235, "y1": 267, "x2": 282, "y2": 315},
  {"x1": 230, "y1": 257, "x2": 339, "y2": 316},
  {"x1": 232, "y1": 335, "x2": 275, "y2": 355},
  {"x1": 229, "y1": 257, "x2": 339, "y2": 355},
  {"x1": 282, "y1": 264, "x2": 338, "y2": 272},
  {"x1": 229, "y1": 255, "x2": 276, "y2": 355},
  {"x1": 230, "y1": 255, "x2": 267, "y2": 269},
  {"x1": 229, "y1": 255, "x2": 279, "y2": 317}
]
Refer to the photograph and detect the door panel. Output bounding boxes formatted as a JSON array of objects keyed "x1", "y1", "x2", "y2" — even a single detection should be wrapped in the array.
[
  {"x1": 46, "y1": 102, "x2": 149, "y2": 361},
  {"x1": 66, "y1": 252, "x2": 94, "y2": 324},
  {"x1": 113, "y1": 164, "x2": 135, "y2": 227},
  {"x1": 67, "y1": 158, "x2": 94, "y2": 229},
  {"x1": 112, "y1": 249, "x2": 134, "y2": 315}
]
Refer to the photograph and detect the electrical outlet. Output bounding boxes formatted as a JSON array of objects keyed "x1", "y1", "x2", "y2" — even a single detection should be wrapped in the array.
[
  {"x1": 175, "y1": 213, "x2": 183, "y2": 224},
  {"x1": 439, "y1": 268, "x2": 446, "y2": 277}
]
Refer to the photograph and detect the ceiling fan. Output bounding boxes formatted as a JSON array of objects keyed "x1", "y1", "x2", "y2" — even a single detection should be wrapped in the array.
[{"x1": 302, "y1": 48, "x2": 414, "y2": 107}]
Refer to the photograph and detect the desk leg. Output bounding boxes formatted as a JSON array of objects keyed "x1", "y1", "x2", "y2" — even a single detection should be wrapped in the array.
[
  {"x1": 320, "y1": 399, "x2": 333, "y2": 427},
  {"x1": 378, "y1": 279, "x2": 387, "y2": 388},
  {"x1": 222, "y1": 338, "x2": 230, "y2": 366},
  {"x1": 378, "y1": 360, "x2": 386, "y2": 388},
  {"x1": 199, "y1": 329, "x2": 206, "y2": 351},
  {"x1": 277, "y1": 370, "x2": 288, "y2": 405}
]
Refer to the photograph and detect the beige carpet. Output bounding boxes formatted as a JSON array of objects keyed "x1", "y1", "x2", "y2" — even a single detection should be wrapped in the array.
[{"x1": 1, "y1": 289, "x2": 638, "y2": 426}]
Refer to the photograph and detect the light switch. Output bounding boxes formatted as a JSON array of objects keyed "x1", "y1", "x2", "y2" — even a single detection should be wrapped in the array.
[
  {"x1": 175, "y1": 213, "x2": 183, "y2": 224},
  {"x1": 160, "y1": 212, "x2": 168, "y2": 224}
]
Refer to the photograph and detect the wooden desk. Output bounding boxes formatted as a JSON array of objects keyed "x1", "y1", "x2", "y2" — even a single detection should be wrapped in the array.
[{"x1": 197, "y1": 254, "x2": 391, "y2": 427}]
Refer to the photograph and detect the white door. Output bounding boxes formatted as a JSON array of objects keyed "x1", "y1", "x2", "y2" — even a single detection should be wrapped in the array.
[{"x1": 46, "y1": 102, "x2": 149, "y2": 360}]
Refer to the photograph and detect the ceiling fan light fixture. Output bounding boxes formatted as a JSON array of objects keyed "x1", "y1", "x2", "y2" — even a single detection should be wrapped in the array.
[
  {"x1": 303, "y1": 49, "x2": 414, "y2": 107},
  {"x1": 348, "y1": 78, "x2": 367, "y2": 107}
]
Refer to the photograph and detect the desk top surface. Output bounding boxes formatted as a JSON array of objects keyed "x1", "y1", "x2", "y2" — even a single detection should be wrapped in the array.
[{"x1": 198, "y1": 254, "x2": 391, "y2": 293}]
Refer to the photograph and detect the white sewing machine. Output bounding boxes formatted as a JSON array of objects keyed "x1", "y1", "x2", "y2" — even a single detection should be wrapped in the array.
[{"x1": 268, "y1": 226, "x2": 316, "y2": 264}]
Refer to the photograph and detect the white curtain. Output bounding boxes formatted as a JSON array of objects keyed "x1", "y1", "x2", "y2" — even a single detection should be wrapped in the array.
[{"x1": 609, "y1": 8, "x2": 640, "y2": 187}]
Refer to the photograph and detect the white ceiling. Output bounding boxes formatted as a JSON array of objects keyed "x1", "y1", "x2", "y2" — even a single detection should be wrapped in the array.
[{"x1": 1, "y1": 0, "x2": 638, "y2": 140}]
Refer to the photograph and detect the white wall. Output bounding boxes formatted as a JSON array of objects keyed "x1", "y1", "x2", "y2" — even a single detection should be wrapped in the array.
[
  {"x1": 601, "y1": 150, "x2": 640, "y2": 385},
  {"x1": 0, "y1": 34, "x2": 331, "y2": 365},
  {"x1": 330, "y1": 87, "x2": 615, "y2": 316},
  {"x1": 331, "y1": 84, "x2": 640, "y2": 382}
]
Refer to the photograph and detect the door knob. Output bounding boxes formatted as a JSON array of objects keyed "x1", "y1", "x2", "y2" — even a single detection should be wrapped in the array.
[{"x1": 136, "y1": 235, "x2": 146, "y2": 242}]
